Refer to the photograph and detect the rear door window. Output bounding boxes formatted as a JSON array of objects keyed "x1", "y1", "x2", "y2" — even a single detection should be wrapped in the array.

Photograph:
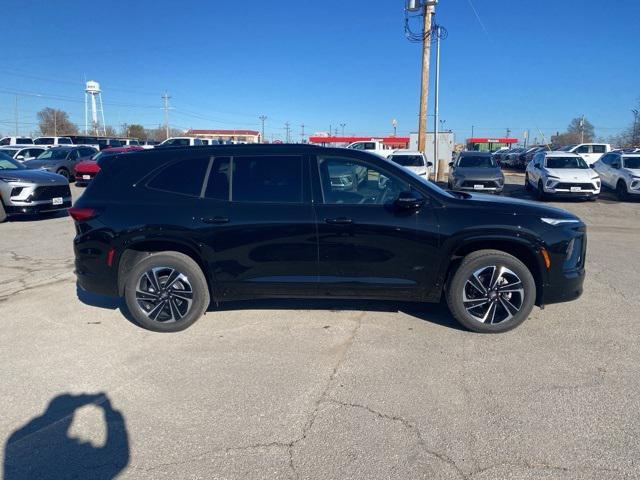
[
  {"x1": 574, "y1": 145, "x2": 590, "y2": 154},
  {"x1": 592, "y1": 145, "x2": 606, "y2": 154},
  {"x1": 204, "y1": 157, "x2": 231, "y2": 200},
  {"x1": 232, "y1": 155, "x2": 303, "y2": 203},
  {"x1": 147, "y1": 157, "x2": 210, "y2": 197},
  {"x1": 58, "y1": 138, "x2": 72, "y2": 144}
]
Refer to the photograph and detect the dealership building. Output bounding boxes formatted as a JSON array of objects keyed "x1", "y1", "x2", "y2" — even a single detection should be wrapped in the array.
[
  {"x1": 186, "y1": 129, "x2": 261, "y2": 143},
  {"x1": 466, "y1": 137, "x2": 518, "y2": 152}
]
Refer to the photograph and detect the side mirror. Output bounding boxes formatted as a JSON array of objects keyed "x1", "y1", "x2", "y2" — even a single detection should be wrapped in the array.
[
  {"x1": 395, "y1": 191, "x2": 425, "y2": 210},
  {"x1": 427, "y1": 161, "x2": 433, "y2": 167},
  {"x1": 448, "y1": 162, "x2": 454, "y2": 167},
  {"x1": 16, "y1": 155, "x2": 24, "y2": 160}
]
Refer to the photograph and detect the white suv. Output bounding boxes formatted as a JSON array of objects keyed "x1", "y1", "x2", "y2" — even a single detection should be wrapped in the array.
[
  {"x1": 158, "y1": 137, "x2": 204, "y2": 147},
  {"x1": 33, "y1": 136, "x2": 73, "y2": 147},
  {"x1": 564, "y1": 143, "x2": 611, "y2": 166},
  {"x1": 593, "y1": 152, "x2": 640, "y2": 200},
  {"x1": 0, "y1": 136, "x2": 33, "y2": 146},
  {"x1": 525, "y1": 151, "x2": 600, "y2": 200}
]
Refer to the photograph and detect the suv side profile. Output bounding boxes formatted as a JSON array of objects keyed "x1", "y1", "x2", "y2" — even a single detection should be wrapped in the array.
[
  {"x1": 593, "y1": 152, "x2": 640, "y2": 200},
  {"x1": 72, "y1": 145, "x2": 587, "y2": 334}
]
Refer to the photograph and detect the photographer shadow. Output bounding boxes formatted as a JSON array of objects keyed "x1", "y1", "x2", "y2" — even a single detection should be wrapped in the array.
[{"x1": 3, "y1": 393, "x2": 129, "y2": 480}]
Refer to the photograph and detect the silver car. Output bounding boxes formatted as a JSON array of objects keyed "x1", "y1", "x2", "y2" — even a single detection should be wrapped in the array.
[
  {"x1": 0, "y1": 152, "x2": 72, "y2": 222},
  {"x1": 0, "y1": 146, "x2": 47, "y2": 162},
  {"x1": 23, "y1": 146, "x2": 98, "y2": 181},
  {"x1": 448, "y1": 151, "x2": 505, "y2": 193}
]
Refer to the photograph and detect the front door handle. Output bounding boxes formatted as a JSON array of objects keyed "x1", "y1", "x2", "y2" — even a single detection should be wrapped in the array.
[
  {"x1": 325, "y1": 217, "x2": 353, "y2": 225},
  {"x1": 201, "y1": 216, "x2": 229, "y2": 224}
]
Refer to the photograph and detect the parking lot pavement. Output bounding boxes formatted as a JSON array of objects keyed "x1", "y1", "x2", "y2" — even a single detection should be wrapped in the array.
[{"x1": 1, "y1": 178, "x2": 639, "y2": 479}]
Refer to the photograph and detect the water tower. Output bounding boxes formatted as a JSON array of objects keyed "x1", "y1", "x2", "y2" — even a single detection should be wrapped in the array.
[{"x1": 84, "y1": 80, "x2": 106, "y2": 136}]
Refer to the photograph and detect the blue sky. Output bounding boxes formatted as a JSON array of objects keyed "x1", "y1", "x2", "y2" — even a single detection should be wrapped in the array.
[{"x1": 1, "y1": 0, "x2": 638, "y2": 143}]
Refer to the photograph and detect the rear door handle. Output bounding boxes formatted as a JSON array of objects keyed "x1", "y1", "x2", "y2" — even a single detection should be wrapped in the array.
[
  {"x1": 325, "y1": 217, "x2": 353, "y2": 225},
  {"x1": 201, "y1": 216, "x2": 229, "y2": 224}
]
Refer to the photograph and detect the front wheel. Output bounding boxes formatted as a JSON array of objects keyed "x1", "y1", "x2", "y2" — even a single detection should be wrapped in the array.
[
  {"x1": 0, "y1": 200, "x2": 7, "y2": 223},
  {"x1": 124, "y1": 251, "x2": 210, "y2": 332},
  {"x1": 446, "y1": 250, "x2": 536, "y2": 333},
  {"x1": 616, "y1": 180, "x2": 629, "y2": 201},
  {"x1": 524, "y1": 174, "x2": 532, "y2": 191},
  {"x1": 537, "y1": 181, "x2": 547, "y2": 201},
  {"x1": 56, "y1": 168, "x2": 70, "y2": 181}
]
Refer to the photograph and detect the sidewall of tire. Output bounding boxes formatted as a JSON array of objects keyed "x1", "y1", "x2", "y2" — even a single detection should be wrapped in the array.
[
  {"x1": 0, "y1": 200, "x2": 7, "y2": 223},
  {"x1": 447, "y1": 250, "x2": 536, "y2": 333},
  {"x1": 124, "y1": 252, "x2": 210, "y2": 332}
]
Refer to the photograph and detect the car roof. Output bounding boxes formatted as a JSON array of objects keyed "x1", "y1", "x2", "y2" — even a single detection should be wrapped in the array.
[
  {"x1": 390, "y1": 150, "x2": 422, "y2": 155},
  {"x1": 459, "y1": 151, "x2": 491, "y2": 156},
  {"x1": 544, "y1": 151, "x2": 581, "y2": 157}
]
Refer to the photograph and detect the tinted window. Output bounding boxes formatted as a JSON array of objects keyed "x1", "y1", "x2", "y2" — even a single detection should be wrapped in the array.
[
  {"x1": 0, "y1": 138, "x2": 9, "y2": 146},
  {"x1": 318, "y1": 156, "x2": 409, "y2": 205},
  {"x1": 38, "y1": 149, "x2": 71, "y2": 160},
  {"x1": 204, "y1": 157, "x2": 231, "y2": 201},
  {"x1": 129, "y1": 140, "x2": 139, "y2": 145},
  {"x1": 600, "y1": 154, "x2": 613, "y2": 165},
  {"x1": 545, "y1": 157, "x2": 589, "y2": 169},
  {"x1": 80, "y1": 147, "x2": 96, "y2": 157},
  {"x1": 458, "y1": 156, "x2": 496, "y2": 168},
  {"x1": 232, "y1": 155, "x2": 302, "y2": 203},
  {"x1": 389, "y1": 155, "x2": 424, "y2": 167},
  {"x1": 18, "y1": 138, "x2": 33, "y2": 144},
  {"x1": 34, "y1": 138, "x2": 54, "y2": 145},
  {"x1": 147, "y1": 157, "x2": 209, "y2": 197},
  {"x1": 364, "y1": 142, "x2": 376, "y2": 150},
  {"x1": 592, "y1": 145, "x2": 606, "y2": 154},
  {"x1": 574, "y1": 145, "x2": 590, "y2": 153},
  {"x1": 623, "y1": 156, "x2": 640, "y2": 169}
]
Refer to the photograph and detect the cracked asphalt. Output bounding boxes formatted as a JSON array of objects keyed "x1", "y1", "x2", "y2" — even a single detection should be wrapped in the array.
[{"x1": 1, "y1": 177, "x2": 639, "y2": 479}]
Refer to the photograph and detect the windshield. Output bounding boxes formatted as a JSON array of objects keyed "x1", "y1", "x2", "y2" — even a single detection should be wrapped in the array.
[
  {"x1": 37, "y1": 149, "x2": 70, "y2": 160},
  {"x1": 0, "y1": 153, "x2": 26, "y2": 170},
  {"x1": 389, "y1": 154, "x2": 424, "y2": 167},
  {"x1": 458, "y1": 156, "x2": 496, "y2": 168},
  {"x1": 623, "y1": 156, "x2": 640, "y2": 169},
  {"x1": 545, "y1": 156, "x2": 589, "y2": 169}
]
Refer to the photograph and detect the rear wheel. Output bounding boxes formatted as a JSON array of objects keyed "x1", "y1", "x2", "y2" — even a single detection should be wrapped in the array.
[
  {"x1": 0, "y1": 200, "x2": 7, "y2": 223},
  {"x1": 616, "y1": 180, "x2": 629, "y2": 201},
  {"x1": 446, "y1": 250, "x2": 536, "y2": 333},
  {"x1": 124, "y1": 251, "x2": 210, "y2": 332},
  {"x1": 56, "y1": 168, "x2": 70, "y2": 181}
]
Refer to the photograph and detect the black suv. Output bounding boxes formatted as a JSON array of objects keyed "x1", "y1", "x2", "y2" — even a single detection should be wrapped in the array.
[{"x1": 71, "y1": 145, "x2": 586, "y2": 333}]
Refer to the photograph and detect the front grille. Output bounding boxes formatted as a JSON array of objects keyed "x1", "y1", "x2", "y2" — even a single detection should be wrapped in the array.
[
  {"x1": 554, "y1": 183, "x2": 595, "y2": 190},
  {"x1": 462, "y1": 180, "x2": 499, "y2": 188},
  {"x1": 29, "y1": 185, "x2": 71, "y2": 201}
]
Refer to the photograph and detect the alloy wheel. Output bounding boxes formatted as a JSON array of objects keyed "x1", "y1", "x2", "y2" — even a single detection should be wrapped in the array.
[
  {"x1": 135, "y1": 267, "x2": 194, "y2": 323},
  {"x1": 462, "y1": 265, "x2": 525, "y2": 324}
]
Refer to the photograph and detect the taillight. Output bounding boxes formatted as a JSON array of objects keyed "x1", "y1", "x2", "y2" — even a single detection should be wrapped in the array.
[{"x1": 68, "y1": 207, "x2": 99, "y2": 222}]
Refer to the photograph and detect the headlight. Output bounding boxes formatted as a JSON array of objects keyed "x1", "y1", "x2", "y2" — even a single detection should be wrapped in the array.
[
  {"x1": 0, "y1": 176, "x2": 19, "y2": 182},
  {"x1": 541, "y1": 218, "x2": 581, "y2": 226}
]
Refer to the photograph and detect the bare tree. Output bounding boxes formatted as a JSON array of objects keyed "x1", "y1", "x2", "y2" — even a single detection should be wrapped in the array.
[
  {"x1": 37, "y1": 108, "x2": 78, "y2": 136},
  {"x1": 551, "y1": 116, "x2": 595, "y2": 146}
]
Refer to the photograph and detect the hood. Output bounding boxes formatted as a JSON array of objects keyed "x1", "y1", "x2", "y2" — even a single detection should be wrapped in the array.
[
  {"x1": 453, "y1": 167, "x2": 503, "y2": 179},
  {"x1": 455, "y1": 192, "x2": 579, "y2": 220},
  {"x1": 545, "y1": 168, "x2": 596, "y2": 181},
  {"x1": 23, "y1": 159, "x2": 60, "y2": 169},
  {"x1": 75, "y1": 160, "x2": 100, "y2": 172},
  {"x1": 0, "y1": 168, "x2": 68, "y2": 184}
]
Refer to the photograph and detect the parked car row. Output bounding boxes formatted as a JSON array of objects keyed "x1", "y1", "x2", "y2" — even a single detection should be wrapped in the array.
[{"x1": 495, "y1": 143, "x2": 613, "y2": 170}]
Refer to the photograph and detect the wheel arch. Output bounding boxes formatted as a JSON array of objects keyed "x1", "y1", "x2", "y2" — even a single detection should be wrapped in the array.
[
  {"x1": 117, "y1": 239, "x2": 214, "y2": 299},
  {"x1": 446, "y1": 237, "x2": 546, "y2": 305}
]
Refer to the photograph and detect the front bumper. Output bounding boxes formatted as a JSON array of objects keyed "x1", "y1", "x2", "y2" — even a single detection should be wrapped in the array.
[{"x1": 5, "y1": 199, "x2": 72, "y2": 215}]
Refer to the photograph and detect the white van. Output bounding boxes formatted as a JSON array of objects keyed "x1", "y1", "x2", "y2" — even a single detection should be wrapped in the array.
[
  {"x1": 0, "y1": 136, "x2": 33, "y2": 146},
  {"x1": 33, "y1": 136, "x2": 73, "y2": 147},
  {"x1": 566, "y1": 143, "x2": 611, "y2": 166}
]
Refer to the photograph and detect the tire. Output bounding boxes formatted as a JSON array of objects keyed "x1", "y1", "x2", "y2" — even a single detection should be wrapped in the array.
[
  {"x1": 124, "y1": 251, "x2": 210, "y2": 332},
  {"x1": 446, "y1": 250, "x2": 536, "y2": 333},
  {"x1": 56, "y1": 168, "x2": 70, "y2": 181},
  {"x1": 0, "y1": 200, "x2": 7, "y2": 223},
  {"x1": 537, "y1": 181, "x2": 546, "y2": 201},
  {"x1": 616, "y1": 180, "x2": 629, "y2": 201},
  {"x1": 524, "y1": 174, "x2": 532, "y2": 191}
]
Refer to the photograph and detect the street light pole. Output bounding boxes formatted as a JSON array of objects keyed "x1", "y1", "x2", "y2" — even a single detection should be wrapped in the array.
[
  {"x1": 259, "y1": 115, "x2": 267, "y2": 143},
  {"x1": 340, "y1": 123, "x2": 346, "y2": 136},
  {"x1": 434, "y1": 24, "x2": 441, "y2": 180},
  {"x1": 632, "y1": 109, "x2": 639, "y2": 147}
]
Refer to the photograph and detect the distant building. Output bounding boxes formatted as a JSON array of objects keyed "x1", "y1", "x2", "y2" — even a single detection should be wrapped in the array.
[
  {"x1": 308, "y1": 136, "x2": 410, "y2": 149},
  {"x1": 186, "y1": 129, "x2": 261, "y2": 143},
  {"x1": 466, "y1": 137, "x2": 518, "y2": 152}
]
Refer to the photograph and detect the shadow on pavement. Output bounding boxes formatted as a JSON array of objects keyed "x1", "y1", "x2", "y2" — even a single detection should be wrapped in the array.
[
  {"x1": 216, "y1": 298, "x2": 466, "y2": 331},
  {"x1": 3, "y1": 393, "x2": 129, "y2": 480},
  {"x1": 75, "y1": 286, "x2": 138, "y2": 326}
]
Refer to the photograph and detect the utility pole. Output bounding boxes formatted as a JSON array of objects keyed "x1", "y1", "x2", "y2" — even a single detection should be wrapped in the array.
[
  {"x1": 506, "y1": 128, "x2": 511, "y2": 139},
  {"x1": 417, "y1": 1, "x2": 436, "y2": 153},
  {"x1": 632, "y1": 109, "x2": 639, "y2": 146},
  {"x1": 433, "y1": 23, "x2": 441, "y2": 179},
  {"x1": 300, "y1": 124, "x2": 305, "y2": 143},
  {"x1": 334, "y1": 127, "x2": 339, "y2": 136},
  {"x1": 340, "y1": 123, "x2": 346, "y2": 137},
  {"x1": 580, "y1": 115, "x2": 585, "y2": 143},
  {"x1": 284, "y1": 122, "x2": 291, "y2": 143},
  {"x1": 329, "y1": 124, "x2": 332, "y2": 137},
  {"x1": 54, "y1": 110, "x2": 58, "y2": 137},
  {"x1": 162, "y1": 91, "x2": 171, "y2": 140},
  {"x1": 259, "y1": 115, "x2": 267, "y2": 143}
]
